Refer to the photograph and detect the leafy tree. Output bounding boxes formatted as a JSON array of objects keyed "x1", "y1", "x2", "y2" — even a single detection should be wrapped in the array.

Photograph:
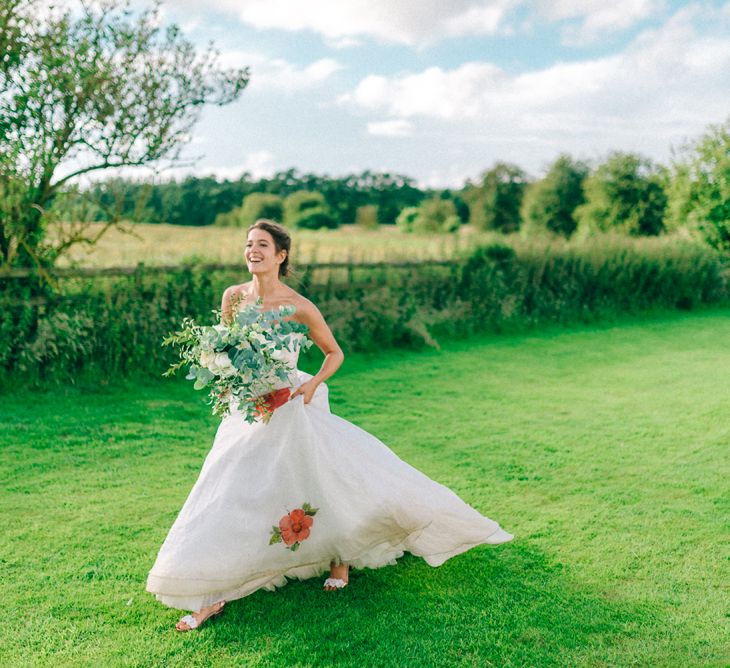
[
  {"x1": 294, "y1": 209, "x2": 338, "y2": 230},
  {"x1": 463, "y1": 163, "x2": 528, "y2": 233},
  {"x1": 575, "y1": 152, "x2": 667, "y2": 236},
  {"x1": 239, "y1": 193, "x2": 284, "y2": 226},
  {"x1": 175, "y1": 177, "x2": 240, "y2": 227},
  {"x1": 0, "y1": 0, "x2": 248, "y2": 268},
  {"x1": 213, "y1": 209, "x2": 240, "y2": 227},
  {"x1": 521, "y1": 155, "x2": 588, "y2": 237},
  {"x1": 396, "y1": 206, "x2": 419, "y2": 233},
  {"x1": 342, "y1": 171, "x2": 424, "y2": 224},
  {"x1": 283, "y1": 191, "x2": 338, "y2": 229},
  {"x1": 418, "y1": 197, "x2": 458, "y2": 233},
  {"x1": 355, "y1": 205, "x2": 379, "y2": 229},
  {"x1": 665, "y1": 118, "x2": 730, "y2": 251},
  {"x1": 215, "y1": 191, "x2": 283, "y2": 227},
  {"x1": 284, "y1": 191, "x2": 327, "y2": 225},
  {"x1": 441, "y1": 214, "x2": 461, "y2": 233},
  {"x1": 449, "y1": 193, "x2": 471, "y2": 224}
]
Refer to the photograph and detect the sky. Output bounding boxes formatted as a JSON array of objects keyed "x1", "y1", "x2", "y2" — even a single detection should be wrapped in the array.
[{"x1": 154, "y1": 0, "x2": 730, "y2": 188}]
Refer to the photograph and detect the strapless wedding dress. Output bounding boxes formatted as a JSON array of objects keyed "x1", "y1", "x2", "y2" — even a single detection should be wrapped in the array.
[{"x1": 146, "y1": 334, "x2": 512, "y2": 611}]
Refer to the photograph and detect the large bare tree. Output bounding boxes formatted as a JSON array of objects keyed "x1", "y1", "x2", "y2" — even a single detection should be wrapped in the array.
[{"x1": 0, "y1": 0, "x2": 249, "y2": 270}]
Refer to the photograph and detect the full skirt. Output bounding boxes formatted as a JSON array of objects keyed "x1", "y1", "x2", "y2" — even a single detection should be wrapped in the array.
[{"x1": 146, "y1": 371, "x2": 513, "y2": 611}]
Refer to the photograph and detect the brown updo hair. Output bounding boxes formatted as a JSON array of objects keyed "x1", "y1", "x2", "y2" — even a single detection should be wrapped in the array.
[{"x1": 247, "y1": 219, "x2": 291, "y2": 277}]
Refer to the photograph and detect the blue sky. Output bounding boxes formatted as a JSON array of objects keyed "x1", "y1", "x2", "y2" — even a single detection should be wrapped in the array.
[{"x1": 154, "y1": 0, "x2": 730, "y2": 187}]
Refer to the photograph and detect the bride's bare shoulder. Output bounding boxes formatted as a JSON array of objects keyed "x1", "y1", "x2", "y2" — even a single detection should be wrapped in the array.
[
  {"x1": 222, "y1": 282, "x2": 252, "y2": 310},
  {"x1": 223, "y1": 282, "x2": 251, "y2": 298},
  {"x1": 289, "y1": 292, "x2": 321, "y2": 322}
]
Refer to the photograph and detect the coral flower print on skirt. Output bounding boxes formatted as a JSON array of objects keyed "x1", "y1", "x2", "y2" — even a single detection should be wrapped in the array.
[{"x1": 271, "y1": 503, "x2": 318, "y2": 551}]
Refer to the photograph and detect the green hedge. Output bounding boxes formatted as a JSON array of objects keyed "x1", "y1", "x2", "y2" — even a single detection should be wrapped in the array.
[{"x1": 1, "y1": 239, "x2": 728, "y2": 387}]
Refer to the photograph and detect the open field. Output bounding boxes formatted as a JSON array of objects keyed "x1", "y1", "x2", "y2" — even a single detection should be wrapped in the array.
[
  {"x1": 52, "y1": 222, "x2": 701, "y2": 270},
  {"x1": 1, "y1": 310, "x2": 729, "y2": 666},
  {"x1": 54, "y1": 222, "x2": 497, "y2": 268}
]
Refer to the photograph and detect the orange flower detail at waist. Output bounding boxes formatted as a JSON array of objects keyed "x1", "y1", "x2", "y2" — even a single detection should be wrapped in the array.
[{"x1": 254, "y1": 387, "x2": 291, "y2": 422}]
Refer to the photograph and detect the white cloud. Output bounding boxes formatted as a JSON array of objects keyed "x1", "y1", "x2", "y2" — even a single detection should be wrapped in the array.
[
  {"x1": 367, "y1": 119, "x2": 414, "y2": 137},
  {"x1": 341, "y1": 4, "x2": 730, "y2": 154},
  {"x1": 341, "y1": 63, "x2": 506, "y2": 119},
  {"x1": 535, "y1": 0, "x2": 666, "y2": 45},
  {"x1": 216, "y1": 51, "x2": 343, "y2": 92},
  {"x1": 173, "y1": 0, "x2": 674, "y2": 46},
  {"x1": 442, "y1": 3, "x2": 514, "y2": 38},
  {"x1": 324, "y1": 35, "x2": 363, "y2": 49},
  {"x1": 198, "y1": 0, "x2": 517, "y2": 46},
  {"x1": 198, "y1": 151, "x2": 277, "y2": 180}
]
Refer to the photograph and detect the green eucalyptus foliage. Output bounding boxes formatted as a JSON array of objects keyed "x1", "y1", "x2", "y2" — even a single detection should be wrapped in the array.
[{"x1": 163, "y1": 301, "x2": 311, "y2": 422}]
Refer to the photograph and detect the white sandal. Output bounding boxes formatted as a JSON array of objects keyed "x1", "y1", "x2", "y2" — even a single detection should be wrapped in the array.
[
  {"x1": 175, "y1": 600, "x2": 226, "y2": 632},
  {"x1": 323, "y1": 577, "x2": 348, "y2": 590}
]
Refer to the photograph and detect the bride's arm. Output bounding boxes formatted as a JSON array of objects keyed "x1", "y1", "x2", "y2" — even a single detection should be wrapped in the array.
[{"x1": 290, "y1": 300, "x2": 344, "y2": 403}]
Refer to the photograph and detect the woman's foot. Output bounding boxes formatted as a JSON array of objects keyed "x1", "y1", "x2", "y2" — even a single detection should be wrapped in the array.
[
  {"x1": 323, "y1": 561, "x2": 349, "y2": 591},
  {"x1": 175, "y1": 600, "x2": 226, "y2": 632}
]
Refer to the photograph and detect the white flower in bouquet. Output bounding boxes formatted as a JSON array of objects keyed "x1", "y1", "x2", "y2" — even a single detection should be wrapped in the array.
[
  {"x1": 199, "y1": 350, "x2": 215, "y2": 368},
  {"x1": 162, "y1": 299, "x2": 313, "y2": 423},
  {"x1": 213, "y1": 352, "x2": 237, "y2": 377}
]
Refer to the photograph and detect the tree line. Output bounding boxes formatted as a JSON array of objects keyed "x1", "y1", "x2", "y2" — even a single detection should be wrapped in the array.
[
  {"x1": 74, "y1": 169, "x2": 426, "y2": 229},
  {"x1": 69, "y1": 117, "x2": 729, "y2": 252}
]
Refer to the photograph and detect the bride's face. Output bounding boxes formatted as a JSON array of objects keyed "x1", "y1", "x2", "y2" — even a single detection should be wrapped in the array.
[{"x1": 245, "y1": 229, "x2": 286, "y2": 276}]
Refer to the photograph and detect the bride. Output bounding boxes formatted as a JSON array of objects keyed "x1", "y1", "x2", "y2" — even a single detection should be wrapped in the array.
[{"x1": 146, "y1": 219, "x2": 513, "y2": 632}]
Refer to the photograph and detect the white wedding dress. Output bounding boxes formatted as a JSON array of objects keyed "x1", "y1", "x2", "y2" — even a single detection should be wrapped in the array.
[{"x1": 146, "y1": 334, "x2": 513, "y2": 611}]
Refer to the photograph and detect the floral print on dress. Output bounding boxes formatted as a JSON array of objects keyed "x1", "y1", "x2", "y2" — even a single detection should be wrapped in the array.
[{"x1": 270, "y1": 502, "x2": 318, "y2": 551}]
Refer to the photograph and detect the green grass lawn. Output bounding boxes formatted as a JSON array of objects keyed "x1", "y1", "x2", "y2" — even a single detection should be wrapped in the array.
[{"x1": 1, "y1": 310, "x2": 729, "y2": 667}]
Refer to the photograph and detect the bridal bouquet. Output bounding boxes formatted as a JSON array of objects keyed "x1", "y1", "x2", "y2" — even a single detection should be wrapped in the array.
[{"x1": 162, "y1": 299, "x2": 312, "y2": 423}]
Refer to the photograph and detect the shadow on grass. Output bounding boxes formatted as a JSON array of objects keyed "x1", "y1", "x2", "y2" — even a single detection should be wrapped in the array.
[{"x1": 145, "y1": 542, "x2": 656, "y2": 668}]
